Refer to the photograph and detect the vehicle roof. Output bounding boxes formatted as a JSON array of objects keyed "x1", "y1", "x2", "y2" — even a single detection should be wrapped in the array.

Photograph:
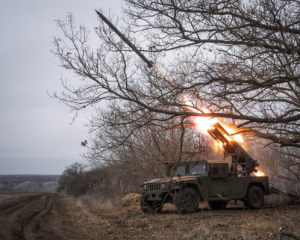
[
  {"x1": 169, "y1": 160, "x2": 227, "y2": 164},
  {"x1": 206, "y1": 160, "x2": 227, "y2": 164}
]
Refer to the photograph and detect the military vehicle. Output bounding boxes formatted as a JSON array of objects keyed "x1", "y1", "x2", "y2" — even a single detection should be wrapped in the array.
[
  {"x1": 140, "y1": 159, "x2": 269, "y2": 213},
  {"x1": 139, "y1": 123, "x2": 271, "y2": 213},
  {"x1": 96, "y1": 11, "x2": 300, "y2": 214},
  {"x1": 139, "y1": 123, "x2": 300, "y2": 214}
]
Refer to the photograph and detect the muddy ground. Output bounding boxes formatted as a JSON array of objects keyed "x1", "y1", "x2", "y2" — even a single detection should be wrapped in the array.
[{"x1": 0, "y1": 193, "x2": 299, "y2": 240}]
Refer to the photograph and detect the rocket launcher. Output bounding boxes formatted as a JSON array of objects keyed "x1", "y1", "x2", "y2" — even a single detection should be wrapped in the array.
[{"x1": 207, "y1": 123, "x2": 259, "y2": 177}]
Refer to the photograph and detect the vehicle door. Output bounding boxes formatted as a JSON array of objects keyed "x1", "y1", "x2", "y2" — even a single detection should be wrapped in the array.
[{"x1": 209, "y1": 164, "x2": 229, "y2": 198}]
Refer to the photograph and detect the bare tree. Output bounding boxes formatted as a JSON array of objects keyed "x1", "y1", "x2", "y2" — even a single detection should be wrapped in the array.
[
  {"x1": 52, "y1": 0, "x2": 300, "y2": 172},
  {"x1": 58, "y1": 162, "x2": 87, "y2": 195},
  {"x1": 123, "y1": 0, "x2": 300, "y2": 145},
  {"x1": 85, "y1": 116, "x2": 211, "y2": 176}
]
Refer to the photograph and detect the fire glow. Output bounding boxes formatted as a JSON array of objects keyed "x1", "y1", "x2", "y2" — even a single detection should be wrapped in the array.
[
  {"x1": 193, "y1": 111, "x2": 243, "y2": 143},
  {"x1": 183, "y1": 96, "x2": 243, "y2": 143},
  {"x1": 184, "y1": 96, "x2": 266, "y2": 176},
  {"x1": 254, "y1": 170, "x2": 265, "y2": 177}
]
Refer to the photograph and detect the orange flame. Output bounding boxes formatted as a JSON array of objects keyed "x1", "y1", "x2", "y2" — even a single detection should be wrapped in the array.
[
  {"x1": 184, "y1": 96, "x2": 267, "y2": 176},
  {"x1": 254, "y1": 170, "x2": 265, "y2": 176},
  {"x1": 183, "y1": 96, "x2": 243, "y2": 143},
  {"x1": 214, "y1": 141, "x2": 223, "y2": 147},
  {"x1": 194, "y1": 111, "x2": 217, "y2": 133},
  {"x1": 196, "y1": 116, "x2": 244, "y2": 143}
]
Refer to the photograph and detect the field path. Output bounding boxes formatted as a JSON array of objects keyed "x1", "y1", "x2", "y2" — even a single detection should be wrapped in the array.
[
  {"x1": 0, "y1": 193, "x2": 299, "y2": 239},
  {"x1": 0, "y1": 193, "x2": 90, "y2": 240}
]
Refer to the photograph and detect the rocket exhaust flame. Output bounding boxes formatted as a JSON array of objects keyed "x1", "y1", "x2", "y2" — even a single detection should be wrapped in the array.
[
  {"x1": 183, "y1": 96, "x2": 243, "y2": 143},
  {"x1": 254, "y1": 170, "x2": 265, "y2": 176}
]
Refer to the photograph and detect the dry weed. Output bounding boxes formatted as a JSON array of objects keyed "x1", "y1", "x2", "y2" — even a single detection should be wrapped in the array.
[
  {"x1": 121, "y1": 193, "x2": 141, "y2": 207},
  {"x1": 58, "y1": 193, "x2": 300, "y2": 239},
  {"x1": 64, "y1": 193, "x2": 122, "y2": 210}
]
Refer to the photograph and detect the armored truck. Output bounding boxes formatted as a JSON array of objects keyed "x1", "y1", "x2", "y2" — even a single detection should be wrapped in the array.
[
  {"x1": 139, "y1": 160, "x2": 270, "y2": 214},
  {"x1": 140, "y1": 122, "x2": 272, "y2": 214}
]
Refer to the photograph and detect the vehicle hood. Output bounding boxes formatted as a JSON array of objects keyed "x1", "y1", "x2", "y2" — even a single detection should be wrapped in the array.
[{"x1": 145, "y1": 176, "x2": 198, "y2": 184}]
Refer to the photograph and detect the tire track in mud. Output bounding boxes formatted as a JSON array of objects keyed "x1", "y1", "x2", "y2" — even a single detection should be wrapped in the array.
[
  {"x1": 0, "y1": 195, "x2": 41, "y2": 215},
  {"x1": 0, "y1": 194, "x2": 60, "y2": 240},
  {"x1": 22, "y1": 194, "x2": 58, "y2": 239},
  {"x1": 0, "y1": 193, "x2": 91, "y2": 240},
  {"x1": 0, "y1": 194, "x2": 43, "y2": 239}
]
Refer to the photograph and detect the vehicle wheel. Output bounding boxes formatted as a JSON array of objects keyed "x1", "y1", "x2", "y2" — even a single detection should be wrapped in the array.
[
  {"x1": 245, "y1": 186, "x2": 264, "y2": 210},
  {"x1": 208, "y1": 200, "x2": 227, "y2": 210},
  {"x1": 243, "y1": 199, "x2": 249, "y2": 208},
  {"x1": 243, "y1": 200, "x2": 249, "y2": 208},
  {"x1": 140, "y1": 194, "x2": 163, "y2": 214},
  {"x1": 175, "y1": 187, "x2": 199, "y2": 214}
]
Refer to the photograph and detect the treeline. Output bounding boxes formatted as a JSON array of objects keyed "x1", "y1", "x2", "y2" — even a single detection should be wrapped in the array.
[
  {"x1": 57, "y1": 126, "x2": 212, "y2": 200},
  {"x1": 58, "y1": 135, "x2": 300, "y2": 201},
  {"x1": 57, "y1": 119, "x2": 299, "y2": 209},
  {"x1": 0, "y1": 175, "x2": 60, "y2": 192},
  {"x1": 57, "y1": 161, "x2": 163, "y2": 199}
]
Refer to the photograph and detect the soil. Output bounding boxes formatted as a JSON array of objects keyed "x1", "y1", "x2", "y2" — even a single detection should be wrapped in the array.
[
  {"x1": 0, "y1": 193, "x2": 299, "y2": 240},
  {"x1": 0, "y1": 193, "x2": 90, "y2": 239}
]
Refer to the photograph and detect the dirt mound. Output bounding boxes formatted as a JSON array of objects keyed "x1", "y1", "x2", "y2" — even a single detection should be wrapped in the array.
[{"x1": 121, "y1": 193, "x2": 141, "y2": 207}]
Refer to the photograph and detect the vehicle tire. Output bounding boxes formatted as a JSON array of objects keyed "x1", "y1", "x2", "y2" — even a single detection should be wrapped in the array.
[
  {"x1": 243, "y1": 200, "x2": 249, "y2": 208},
  {"x1": 208, "y1": 200, "x2": 227, "y2": 210},
  {"x1": 140, "y1": 193, "x2": 163, "y2": 214},
  {"x1": 175, "y1": 187, "x2": 199, "y2": 214},
  {"x1": 245, "y1": 186, "x2": 264, "y2": 210}
]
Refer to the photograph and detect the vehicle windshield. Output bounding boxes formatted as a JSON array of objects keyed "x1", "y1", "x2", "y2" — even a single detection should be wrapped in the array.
[
  {"x1": 189, "y1": 164, "x2": 206, "y2": 174},
  {"x1": 173, "y1": 165, "x2": 186, "y2": 176}
]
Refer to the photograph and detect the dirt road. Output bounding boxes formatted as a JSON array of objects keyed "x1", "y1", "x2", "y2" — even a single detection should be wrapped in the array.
[
  {"x1": 0, "y1": 193, "x2": 90, "y2": 240},
  {"x1": 0, "y1": 193, "x2": 299, "y2": 239}
]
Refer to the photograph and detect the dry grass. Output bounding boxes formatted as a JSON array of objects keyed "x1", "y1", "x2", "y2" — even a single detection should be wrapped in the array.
[
  {"x1": 122, "y1": 193, "x2": 141, "y2": 207},
  {"x1": 65, "y1": 192, "x2": 122, "y2": 210},
  {"x1": 59, "y1": 193, "x2": 300, "y2": 240}
]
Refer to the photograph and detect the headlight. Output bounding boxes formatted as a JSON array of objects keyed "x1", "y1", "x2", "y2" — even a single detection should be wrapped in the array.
[
  {"x1": 160, "y1": 184, "x2": 166, "y2": 190},
  {"x1": 143, "y1": 185, "x2": 148, "y2": 191}
]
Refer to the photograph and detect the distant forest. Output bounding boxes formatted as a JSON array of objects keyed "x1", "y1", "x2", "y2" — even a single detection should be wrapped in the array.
[{"x1": 0, "y1": 175, "x2": 60, "y2": 192}]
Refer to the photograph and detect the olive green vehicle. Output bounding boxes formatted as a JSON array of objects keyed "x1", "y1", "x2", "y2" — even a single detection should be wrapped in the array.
[
  {"x1": 139, "y1": 123, "x2": 300, "y2": 214},
  {"x1": 139, "y1": 123, "x2": 272, "y2": 214},
  {"x1": 94, "y1": 11, "x2": 291, "y2": 214},
  {"x1": 139, "y1": 160, "x2": 269, "y2": 214}
]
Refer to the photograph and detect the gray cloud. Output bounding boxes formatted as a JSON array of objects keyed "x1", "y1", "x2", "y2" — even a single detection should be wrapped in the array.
[{"x1": 0, "y1": 0, "x2": 123, "y2": 174}]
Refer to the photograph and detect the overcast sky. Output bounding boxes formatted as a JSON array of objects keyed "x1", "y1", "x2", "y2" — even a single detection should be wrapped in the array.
[{"x1": 0, "y1": 0, "x2": 123, "y2": 174}]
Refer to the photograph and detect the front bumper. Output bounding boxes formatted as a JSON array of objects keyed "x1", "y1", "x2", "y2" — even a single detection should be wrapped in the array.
[{"x1": 144, "y1": 191, "x2": 164, "y2": 201}]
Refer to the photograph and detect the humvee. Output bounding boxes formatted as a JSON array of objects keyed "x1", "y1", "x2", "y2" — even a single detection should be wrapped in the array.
[
  {"x1": 139, "y1": 160, "x2": 269, "y2": 214},
  {"x1": 139, "y1": 123, "x2": 272, "y2": 214}
]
